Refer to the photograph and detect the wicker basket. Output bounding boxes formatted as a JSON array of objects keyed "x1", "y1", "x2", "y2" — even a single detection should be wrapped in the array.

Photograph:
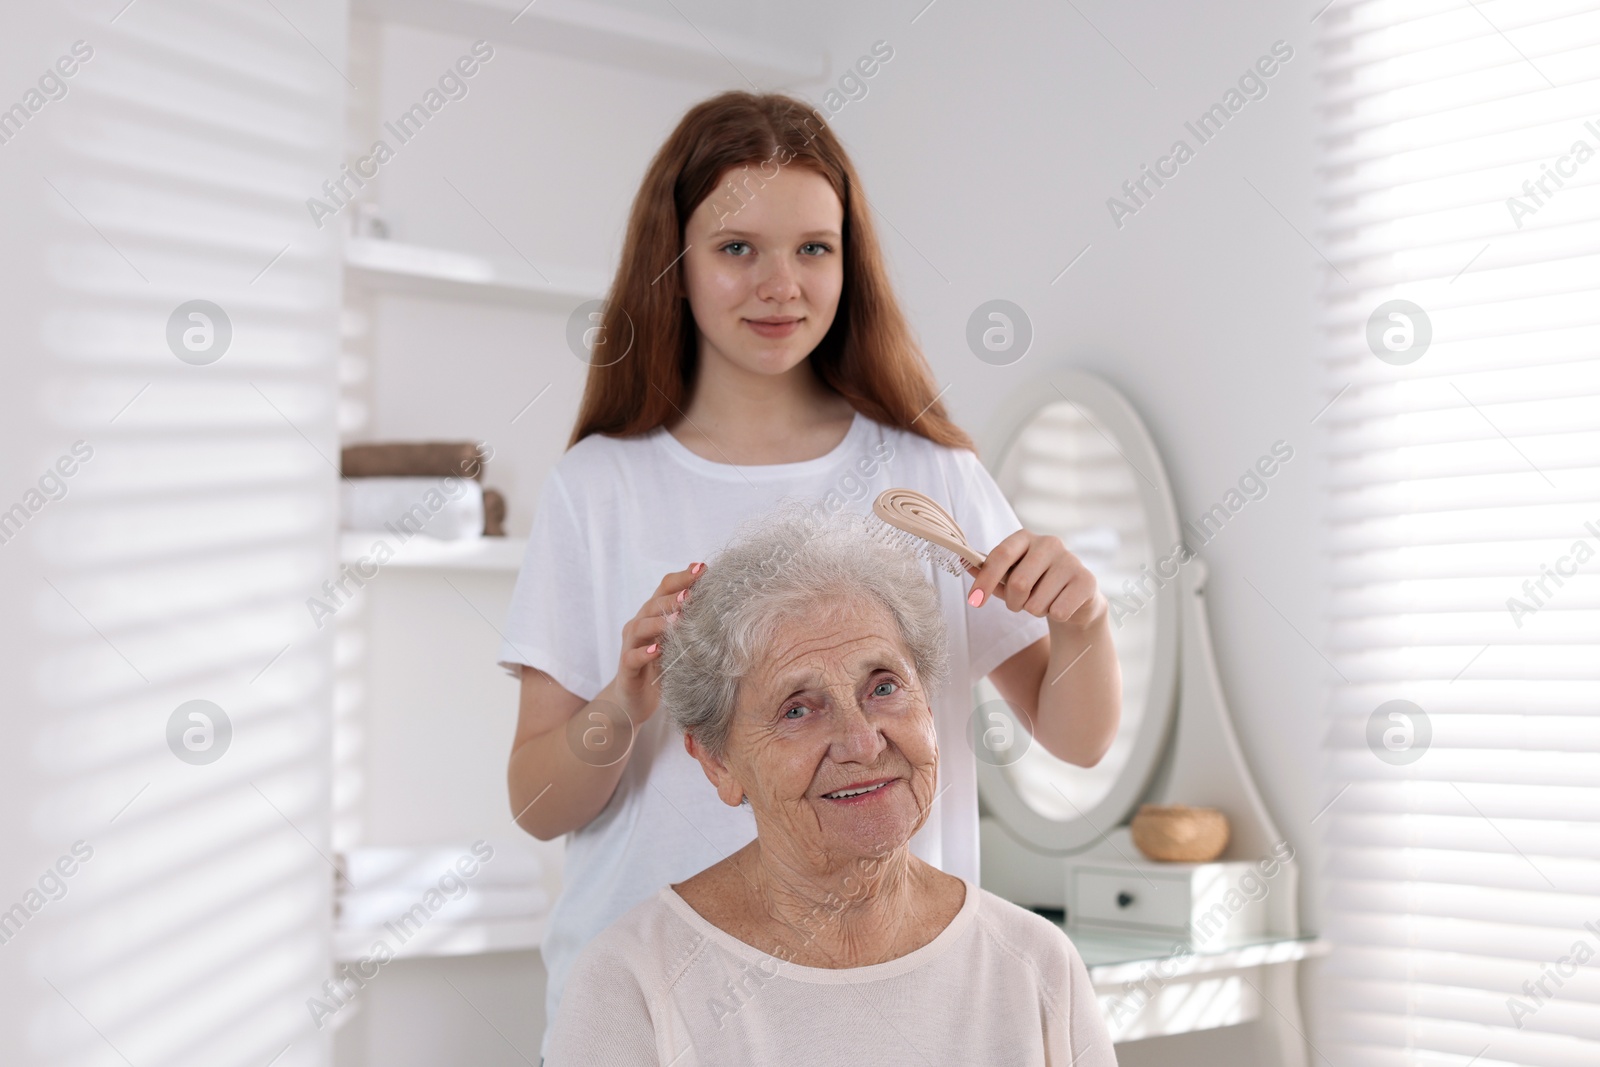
[{"x1": 1129, "y1": 804, "x2": 1230, "y2": 863}]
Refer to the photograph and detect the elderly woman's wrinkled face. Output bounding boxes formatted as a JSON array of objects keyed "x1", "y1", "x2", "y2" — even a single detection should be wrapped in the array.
[{"x1": 715, "y1": 595, "x2": 939, "y2": 865}]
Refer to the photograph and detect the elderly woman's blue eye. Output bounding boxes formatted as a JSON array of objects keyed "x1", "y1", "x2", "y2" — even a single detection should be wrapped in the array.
[
  {"x1": 782, "y1": 705, "x2": 805, "y2": 719},
  {"x1": 873, "y1": 681, "x2": 897, "y2": 697}
]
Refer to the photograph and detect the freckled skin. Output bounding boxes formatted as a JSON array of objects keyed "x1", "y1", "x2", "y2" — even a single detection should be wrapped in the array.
[{"x1": 678, "y1": 596, "x2": 964, "y2": 968}]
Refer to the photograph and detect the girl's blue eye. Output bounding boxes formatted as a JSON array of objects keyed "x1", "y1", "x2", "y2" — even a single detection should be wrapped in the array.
[
  {"x1": 721, "y1": 241, "x2": 750, "y2": 255},
  {"x1": 801, "y1": 242, "x2": 832, "y2": 255},
  {"x1": 873, "y1": 681, "x2": 897, "y2": 698}
]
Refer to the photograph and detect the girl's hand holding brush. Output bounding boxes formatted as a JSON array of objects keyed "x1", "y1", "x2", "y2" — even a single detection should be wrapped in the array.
[
  {"x1": 867, "y1": 487, "x2": 1107, "y2": 628},
  {"x1": 962, "y1": 529, "x2": 1107, "y2": 629}
]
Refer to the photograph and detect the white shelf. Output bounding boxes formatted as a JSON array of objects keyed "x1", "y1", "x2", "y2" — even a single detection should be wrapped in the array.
[
  {"x1": 340, "y1": 531, "x2": 528, "y2": 572},
  {"x1": 345, "y1": 238, "x2": 607, "y2": 307},
  {"x1": 353, "y1": 0, "x2": 827, "y2": 85},
  {"x1": 335, "y1": 916, "x2": 546, "y2": 962}
]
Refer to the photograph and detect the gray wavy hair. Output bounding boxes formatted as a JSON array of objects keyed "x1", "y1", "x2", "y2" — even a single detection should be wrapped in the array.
[{"x1": 660, "y1": 500, "x2": 950, "y2": 759}]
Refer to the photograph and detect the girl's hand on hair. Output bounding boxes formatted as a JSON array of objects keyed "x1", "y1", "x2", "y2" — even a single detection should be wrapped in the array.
[
  {"x1": 964, "y1": 530, "x2": 1107, "y2": 630},
  {"x1": 613, "y1": 562, "x2": 706, "y2": 723}
]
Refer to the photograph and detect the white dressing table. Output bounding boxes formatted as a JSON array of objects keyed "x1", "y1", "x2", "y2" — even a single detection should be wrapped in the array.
[{"x1": 972, "y1": 368, "x2": 1327, "y2": 1061}]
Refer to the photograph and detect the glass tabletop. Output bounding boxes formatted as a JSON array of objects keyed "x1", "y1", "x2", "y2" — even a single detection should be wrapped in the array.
[{"x1": 1051, "y1": 924, "x2": 1324, "y2": 968}]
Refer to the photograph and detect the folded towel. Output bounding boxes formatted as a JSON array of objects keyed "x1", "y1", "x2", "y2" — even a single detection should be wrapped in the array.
[
  {"x1": 338, "y1": 885, "x2": 549, "y2": 929},
  {"x1": 341, "y1": 477, "x2": 484, "y2": 541},
  {"x1": 342, "y1": 441, "x2": 485, "y2": 481},
  {"x1": 337, "y1": 843, "x2": 543, "y2": 890}
]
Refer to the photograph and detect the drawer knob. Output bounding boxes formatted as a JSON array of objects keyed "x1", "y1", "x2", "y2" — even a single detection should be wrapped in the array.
[{"x1": 1116, "y1": 891, "x2": 1135, "y2": 909}]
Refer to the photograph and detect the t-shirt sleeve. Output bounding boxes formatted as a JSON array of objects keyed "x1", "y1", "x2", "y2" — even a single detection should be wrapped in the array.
[
  {"x1": 948, "y1": 448, "x2": 1050, "y2": 681},
  {"x1": 495, "y1": 468, "x2": 607, "y2": 701}
]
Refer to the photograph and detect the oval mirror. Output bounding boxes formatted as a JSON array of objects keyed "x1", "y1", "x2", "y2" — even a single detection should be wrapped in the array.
[{"x1": 974, "y1": 368, "x2": 1181, "y2": 854}]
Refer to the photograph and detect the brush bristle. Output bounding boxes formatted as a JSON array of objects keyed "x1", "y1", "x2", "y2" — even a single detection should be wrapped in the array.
[{"x1": 863, "y1": 512, "x2": 970, "y2": 579}]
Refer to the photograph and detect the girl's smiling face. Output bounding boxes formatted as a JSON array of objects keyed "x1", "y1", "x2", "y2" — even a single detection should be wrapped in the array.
[
  {"x1": 694, "y1": 596, "x2": 940, "y2": 869},
  {"x1": 680, "y1": 163, "x2": 845, "y2": 382}
]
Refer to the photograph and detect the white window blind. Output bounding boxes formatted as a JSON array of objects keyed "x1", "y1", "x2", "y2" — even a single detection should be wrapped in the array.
[
  {"x1": 1, "y1": 2, "x2": 347, "y2": 1064},
  {"x1": 1317, "y1": 1, "x2": 1600, "y2": 1065}
]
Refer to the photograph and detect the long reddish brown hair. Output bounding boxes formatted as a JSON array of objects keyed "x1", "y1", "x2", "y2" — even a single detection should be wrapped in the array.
[{"x1": 568, "y1": 90, "x2": 975, "y2": 454}]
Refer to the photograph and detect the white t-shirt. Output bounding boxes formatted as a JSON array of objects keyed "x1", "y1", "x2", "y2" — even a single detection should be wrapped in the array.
[
  {"x1": 545, "y1": 879, "x2": 1118, "y2": 1066},
  {"x1": 496, "y1": 410, "x2": 1049, "y2": 1057}
]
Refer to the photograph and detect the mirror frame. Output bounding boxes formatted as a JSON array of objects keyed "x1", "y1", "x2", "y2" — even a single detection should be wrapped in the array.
[{"x1": 974, "y1": 366, "x2": 1182, "y2": 854}]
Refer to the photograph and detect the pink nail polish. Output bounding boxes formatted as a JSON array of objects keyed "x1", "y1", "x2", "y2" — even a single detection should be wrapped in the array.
[
  {"x1": 968, "y1": 588, "x2": 984, "y2": 608},
  {"x1": 691, "y1": 562, "x2": 705, "y2": 575},
  {"x1": 646, "y1": 643, "x2": 658, "y2": 654}
]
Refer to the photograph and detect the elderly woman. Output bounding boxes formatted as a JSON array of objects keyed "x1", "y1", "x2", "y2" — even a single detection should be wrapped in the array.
[{"x1": 545, "y1": 505, "x2": 1118, "y2": 1066}]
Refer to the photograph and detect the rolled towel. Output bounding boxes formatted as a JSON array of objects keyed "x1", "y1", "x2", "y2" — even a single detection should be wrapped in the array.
[
  {"x1": 339, "y1": 843, "x2": 543, "y2": 890},
  {"x1": 482, "y1": 488, "x2": 506, "y2": 536},
  {"x1": 341, "y1": 441, "x2": 486, "y2": 481},
  {"x1": 338, "y1": 885, "x2": 550, "y2": 929},
  {"x1": 341, "y1": 476, "x2": 484, "y2": 541}
]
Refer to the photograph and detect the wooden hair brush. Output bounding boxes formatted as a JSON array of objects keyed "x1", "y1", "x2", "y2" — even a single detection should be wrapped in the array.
[{"x1": 866, "y1": 487, "x2": 1008, "y2": 592}]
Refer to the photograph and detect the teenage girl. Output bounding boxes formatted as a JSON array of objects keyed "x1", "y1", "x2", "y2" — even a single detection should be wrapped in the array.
[{"x1": 496, "y1": 91, "x2": 1121, "y2": 1059}]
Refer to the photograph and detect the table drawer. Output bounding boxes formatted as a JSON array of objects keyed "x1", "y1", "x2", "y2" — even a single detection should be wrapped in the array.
[
  {"x1": 1073, "y1": 869, "x2": 1192, "y2": 930},
  {"x1": 1068, "y1": 861, "x2": 1269, "y2": 942}
]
